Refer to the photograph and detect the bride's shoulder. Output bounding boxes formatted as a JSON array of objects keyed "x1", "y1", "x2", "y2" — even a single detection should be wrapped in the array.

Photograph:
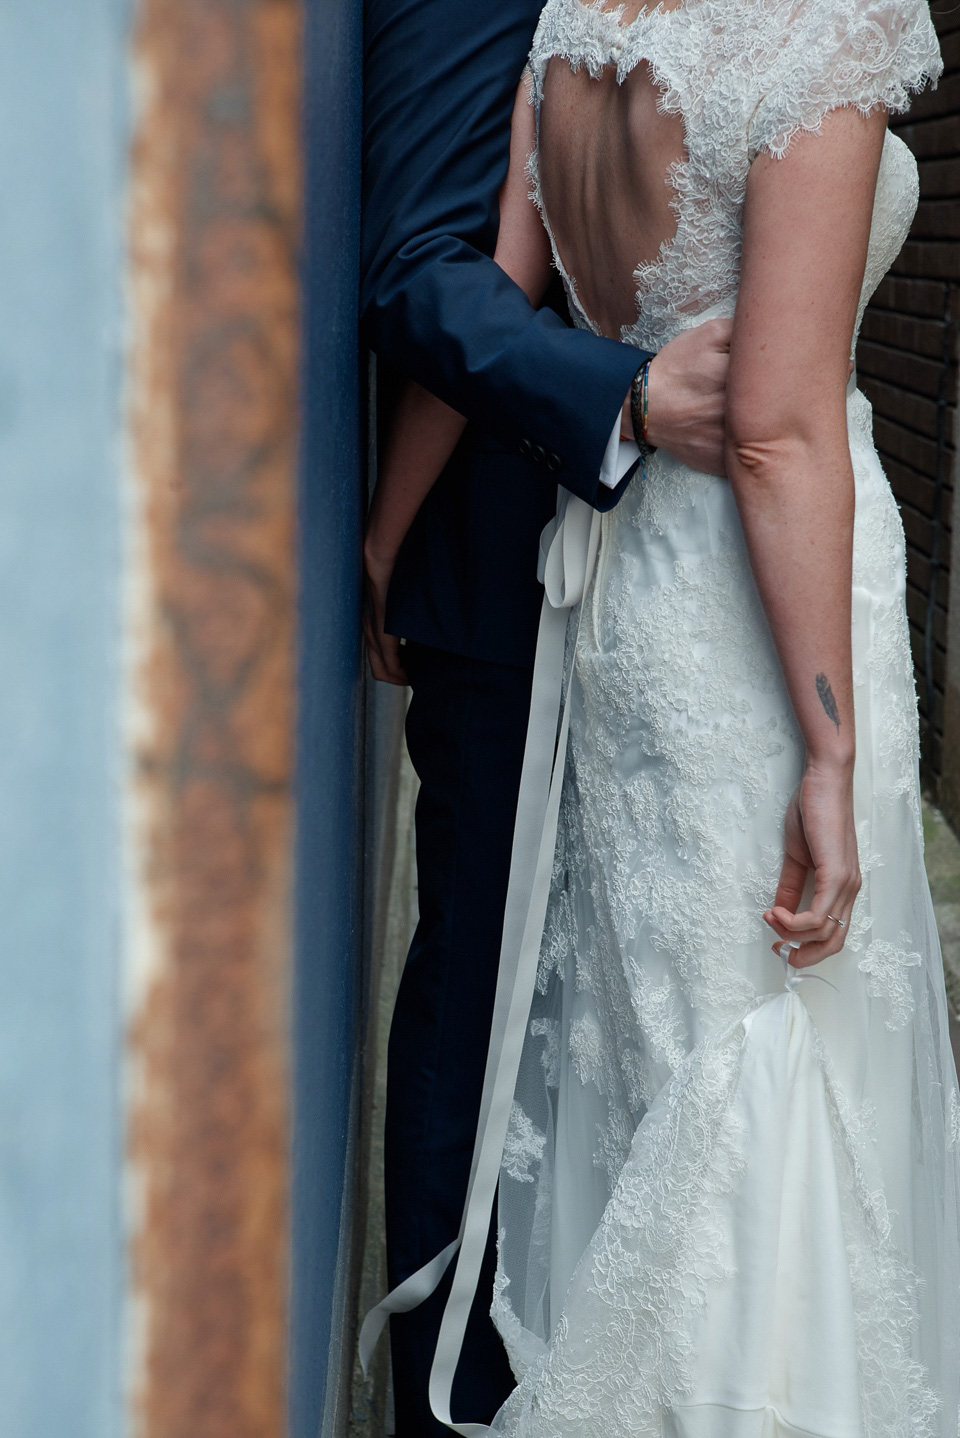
[
  {"x1": 761, "y1": 0, "x2": 940, "y2": 66},
  {"x1": 737, "y1": 0, "x2": 942, "y2": 160},
  {"x1": 527, "y1": 0, "x2": 624, "y2": 85},
  {"x1": 528, "y1": 0, "x2": 942, "y2": 147}
]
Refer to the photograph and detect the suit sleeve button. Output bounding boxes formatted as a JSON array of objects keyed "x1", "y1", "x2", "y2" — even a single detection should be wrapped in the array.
[
  {"x1": 547, "y1": 451, "x2": 561, "y2": 473},
  {"x1": 531, "y1": 443, "x2": 546, "y2": 465},
  {"x1": 518, "y1": 437, "x2": 532, "y2": 459}
]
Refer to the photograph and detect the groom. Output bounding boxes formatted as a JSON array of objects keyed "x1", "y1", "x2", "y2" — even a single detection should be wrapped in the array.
[{"x1": 361, "y1": 0, "x2": 729, "y2": 1433}]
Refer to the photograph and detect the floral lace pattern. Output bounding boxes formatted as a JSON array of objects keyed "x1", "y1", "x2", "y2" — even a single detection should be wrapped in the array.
[
  {"x1": 494, "y1": 1015, "x2": 752, "y2": 1432},
  {"x1": 503, "y1": 1102, "x2": 548, "y2": 1184},
  {"x1": 490, "y1": 3, "x2": 958, "y2": 1435},
  {"x1": 815, "y1": 1024, "x2": 940, "y2": 1435},
  {"x1": 527, "y1": 0, "x2": 941, "y2": 351},
  {"x1": 495, "y1": 1001, "x2": 943, "y2": 1438},
  {"x1": 859, "y1": 932, "x2": 923, "y2": 1030},
  {"x1": 948, "y1": 1090, "x2": 960, "y2": 1152}
]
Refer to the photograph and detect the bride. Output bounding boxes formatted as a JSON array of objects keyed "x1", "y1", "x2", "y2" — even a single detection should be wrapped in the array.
[{"x1": 362, "y1": 0, "x2": 960, "y2": 1432}]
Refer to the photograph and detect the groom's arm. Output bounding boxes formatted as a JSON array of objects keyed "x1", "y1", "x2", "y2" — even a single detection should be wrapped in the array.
[{"x1": 362, "y1": 0, "x2": 645, "y2": 511}]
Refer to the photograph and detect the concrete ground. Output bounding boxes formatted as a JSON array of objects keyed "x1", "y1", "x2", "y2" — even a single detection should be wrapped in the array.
[
  {"x1": 348, "y1": 770, "x2": 960, "y2": 1438},
  {"x1": 925, "y1": 802, "x2": 960, "y2": 1005},
  {"x1": 923, "y1": 802, "x2": 960, "y2": 1071}
]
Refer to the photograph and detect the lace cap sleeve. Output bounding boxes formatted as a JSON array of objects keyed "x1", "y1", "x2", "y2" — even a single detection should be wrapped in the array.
[{"x1": 749, "y1": 0, "x2": 943, "y2": 160}]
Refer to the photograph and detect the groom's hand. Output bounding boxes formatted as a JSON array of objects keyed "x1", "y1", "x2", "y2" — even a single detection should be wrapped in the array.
[{"x1": 641, "y1": 318, "x2": 732, "y2": 476}]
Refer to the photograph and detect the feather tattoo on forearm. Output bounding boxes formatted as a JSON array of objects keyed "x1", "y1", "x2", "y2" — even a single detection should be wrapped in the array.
[{"x1": 815, "y1": 673, "x2": 841, "y2": 732}]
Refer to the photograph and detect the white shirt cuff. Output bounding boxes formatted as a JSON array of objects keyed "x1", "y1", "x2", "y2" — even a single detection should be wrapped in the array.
[{"x1": 599, "y1": 412, "x2": 641, "y2": 490}]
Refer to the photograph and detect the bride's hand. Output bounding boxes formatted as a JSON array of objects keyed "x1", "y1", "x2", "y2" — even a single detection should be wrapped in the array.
[
  {"x1": 763, "y1": 765, "x2": 861, "y2": 968},
  {"x1": 641, "y1": 317, "x2": 732, "y2": 477}
]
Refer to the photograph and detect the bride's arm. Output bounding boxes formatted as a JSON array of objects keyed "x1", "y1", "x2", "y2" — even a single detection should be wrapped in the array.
[
  {"x1": 726, "y1": 105, "x2": 888, "y2": 965},
  {"x1": 364, "y1": 75, "x2": 553, "y2": 683}
]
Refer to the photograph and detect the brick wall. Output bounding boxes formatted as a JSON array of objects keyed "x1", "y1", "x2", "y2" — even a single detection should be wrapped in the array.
[{"x1": 857, "y1": 3, "x2": 960, "y2": 792}]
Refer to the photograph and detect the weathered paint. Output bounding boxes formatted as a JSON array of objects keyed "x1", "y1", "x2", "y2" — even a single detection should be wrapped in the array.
[
  {"x1": 124, "y1": 2, "x2": 301, "y2": 1434},
  {"x1": 0, "y1": 3, "x2": 130, "y2": 1434},
  {"x1": 290, "y1": 0, "x2": 366, "y2": 1430}
]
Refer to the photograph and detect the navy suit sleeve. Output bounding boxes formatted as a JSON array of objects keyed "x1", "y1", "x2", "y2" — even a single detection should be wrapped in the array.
[{"x1": 361, "y1": 0, "x2": 650, "y2": 511}]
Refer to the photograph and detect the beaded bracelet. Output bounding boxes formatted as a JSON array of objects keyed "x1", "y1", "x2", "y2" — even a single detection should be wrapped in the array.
[{"x1": 629, "y1": 358, "x2": 657, "y2": 476}]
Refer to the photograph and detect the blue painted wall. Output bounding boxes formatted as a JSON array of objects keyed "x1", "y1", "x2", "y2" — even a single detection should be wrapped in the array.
[
  {"x1": 291, "y1": 0, "x2": 365, "y2": 1431},
  {"x1": 0, "y1": 2, "x2": 130, "y2": 1435}
]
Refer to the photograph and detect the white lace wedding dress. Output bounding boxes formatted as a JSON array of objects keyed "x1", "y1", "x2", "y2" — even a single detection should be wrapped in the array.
[{"x1": 479, "y1": 2, "x2": 960, "y2": 1435}]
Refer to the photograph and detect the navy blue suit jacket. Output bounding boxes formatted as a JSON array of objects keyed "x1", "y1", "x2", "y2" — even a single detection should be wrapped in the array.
[{"x1": 362, "y1": 0, "x2": 652, "y2": 666}]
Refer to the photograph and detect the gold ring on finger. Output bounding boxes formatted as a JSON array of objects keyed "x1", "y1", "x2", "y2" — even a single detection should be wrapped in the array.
[{"x1": 827, "y1": 914, "x2": 846, "y2": 928}]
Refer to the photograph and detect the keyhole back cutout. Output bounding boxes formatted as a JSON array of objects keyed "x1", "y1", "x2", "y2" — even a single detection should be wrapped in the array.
[{"x1": 537, "y1": 23, "x2": 689, "y2": 340}]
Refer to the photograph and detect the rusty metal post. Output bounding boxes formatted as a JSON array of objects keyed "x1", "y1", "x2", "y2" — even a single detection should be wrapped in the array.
[{"x1": 124, "y1": 2, "x2": 301, "y2": 1434}]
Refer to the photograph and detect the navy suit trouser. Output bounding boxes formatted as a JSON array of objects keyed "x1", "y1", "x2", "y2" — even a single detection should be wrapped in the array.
[{"x1": 385, "y1": 642, "x2": 533, "y2": 1436}]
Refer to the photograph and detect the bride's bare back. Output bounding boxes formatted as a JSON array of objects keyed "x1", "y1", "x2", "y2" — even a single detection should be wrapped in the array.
[{"x1": 536, "y1": 0, "x2": 686, "y2": 339}]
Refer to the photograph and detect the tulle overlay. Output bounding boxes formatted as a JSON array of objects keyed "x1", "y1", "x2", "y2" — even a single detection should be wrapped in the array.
[
  {"x1": 490, "y1": 2, "x2": 959, "y2": 1434},
  {"x1": 492, "y1": 401, "x2": 960, "y2": 1437}
]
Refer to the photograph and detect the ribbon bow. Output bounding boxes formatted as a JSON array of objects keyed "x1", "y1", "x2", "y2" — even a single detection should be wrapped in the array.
[
  {"x1": 538, "y1": 490, "x2": 600, "y2": 609},
  {"x1": 779, "y1": 943, "x2": 839, "y2": 993}
]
